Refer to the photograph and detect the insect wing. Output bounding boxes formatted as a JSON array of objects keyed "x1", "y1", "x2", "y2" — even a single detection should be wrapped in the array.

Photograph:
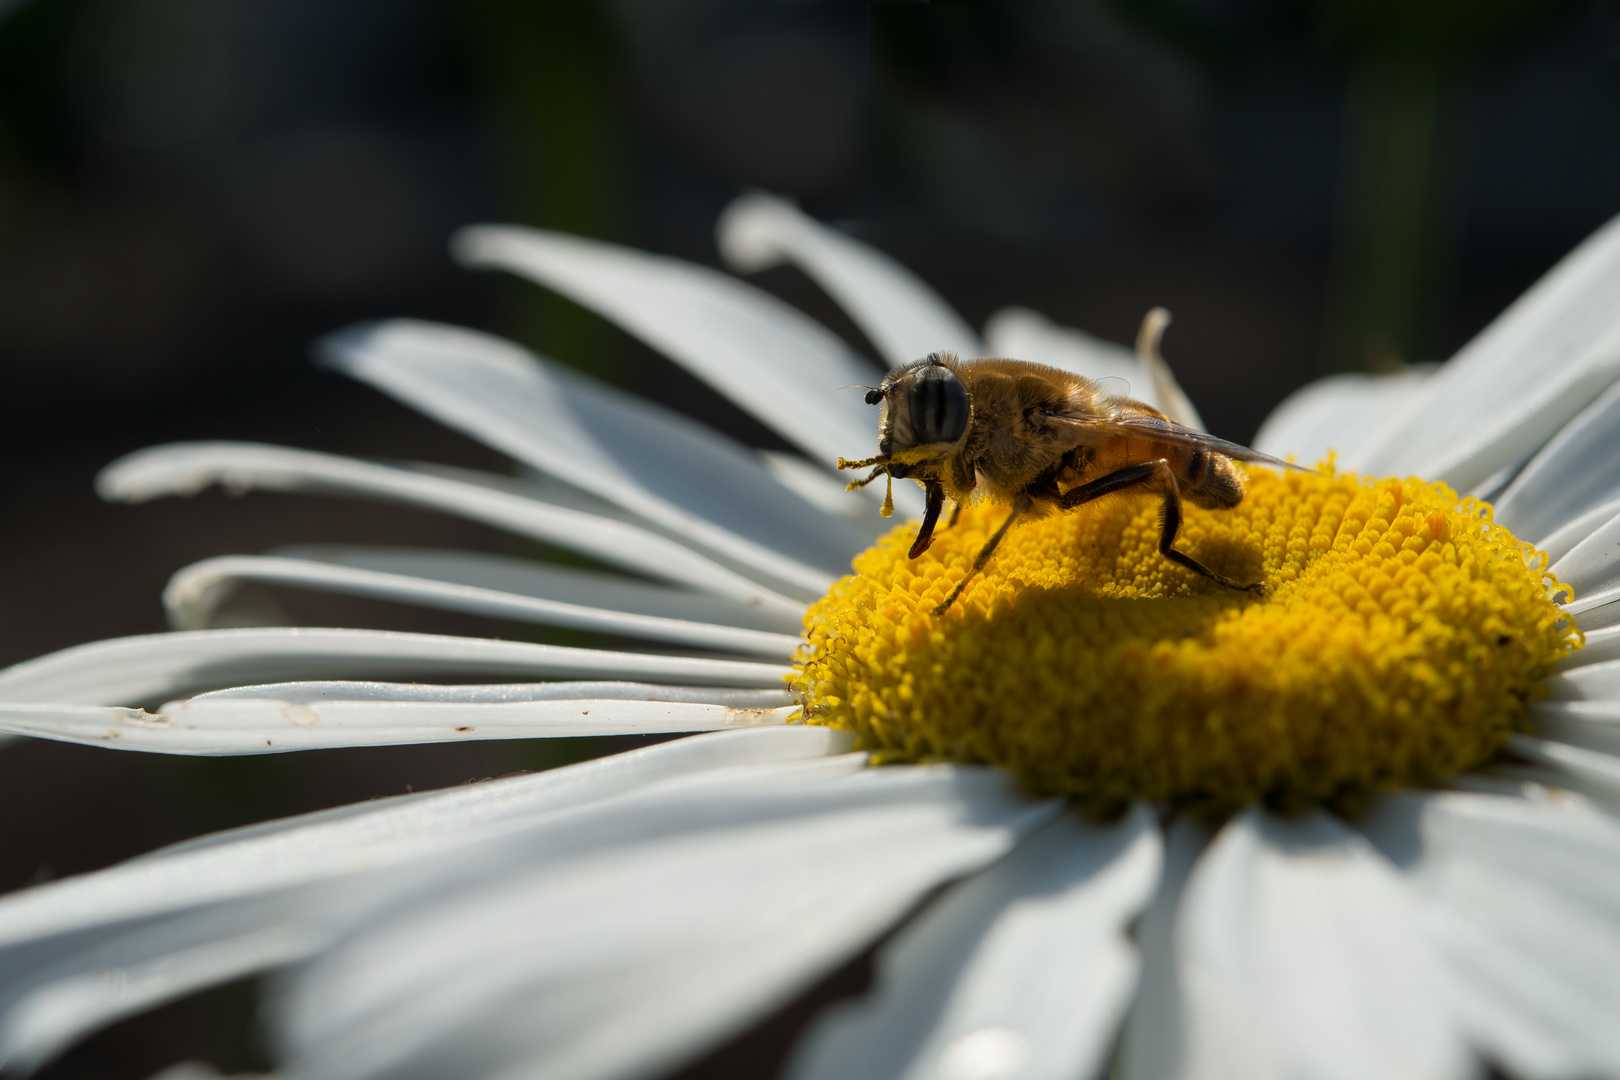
[
  {"x1": 1049, "y1": 413, "x2": 1312, "y2": 473},
  {"x1": 1089, "y1": 376, "x2": 1132, "y2": 409}
]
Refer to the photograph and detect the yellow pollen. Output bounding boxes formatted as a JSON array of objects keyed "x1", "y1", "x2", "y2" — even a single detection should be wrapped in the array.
[{"x1": 792, "y1": 468, "x2": 1580, "y2": 810}]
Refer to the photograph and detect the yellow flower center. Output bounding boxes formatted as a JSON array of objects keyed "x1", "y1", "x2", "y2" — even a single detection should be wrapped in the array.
[{"x1": 792, "y1": 468, "x2": 1579, "y2": 811}]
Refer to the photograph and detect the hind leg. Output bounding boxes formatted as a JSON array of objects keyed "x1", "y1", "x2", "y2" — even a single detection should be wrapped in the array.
[{"x1": 1060, "y1": 461, "x2": 1260, "y2": 592}]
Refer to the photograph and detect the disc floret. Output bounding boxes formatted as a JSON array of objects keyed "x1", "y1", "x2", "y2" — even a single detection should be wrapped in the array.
[{"x1": 792, "y1": 468, "x2": 1579, "y2": 810}]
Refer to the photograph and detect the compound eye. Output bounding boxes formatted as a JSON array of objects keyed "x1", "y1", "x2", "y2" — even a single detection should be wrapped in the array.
[
  {"x1": 864, "y1": 389, "x2": 884, "y2": 405},
  {"x1": 907, "y1": 365, "x2": 969, "y2": 445}
]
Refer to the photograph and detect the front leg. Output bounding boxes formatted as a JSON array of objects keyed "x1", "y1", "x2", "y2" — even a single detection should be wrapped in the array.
[
  {"x1": 933, "y1": 494, "x2": 1034, "y2": 614},
  {"x1": 1060, "y1": 461, "x2": 1261, "y2": 593}
]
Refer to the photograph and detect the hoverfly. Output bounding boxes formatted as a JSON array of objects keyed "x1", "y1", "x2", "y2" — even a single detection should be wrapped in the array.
[{"x1": 839, "y1": 317, "x2": 1303, "y2": 614}]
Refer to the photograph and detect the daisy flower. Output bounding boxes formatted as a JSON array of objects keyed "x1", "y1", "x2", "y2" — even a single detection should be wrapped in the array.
[{"x1": 3, "y1": 192, "x2": 1620, "y2": 1080}]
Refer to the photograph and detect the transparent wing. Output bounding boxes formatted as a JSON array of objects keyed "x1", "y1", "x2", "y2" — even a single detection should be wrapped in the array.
[
  {"x1": 1049, "y1": 413, "x2": 1313, "y2": 473},
  {"x1": 1091, "y1": 376, "x2": 1133, "y2": 404}
]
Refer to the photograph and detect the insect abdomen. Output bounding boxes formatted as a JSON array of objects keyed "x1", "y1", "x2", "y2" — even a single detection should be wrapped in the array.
[{"x1": 1184, "y1": 450, "x2": 1244, "y2": 509}]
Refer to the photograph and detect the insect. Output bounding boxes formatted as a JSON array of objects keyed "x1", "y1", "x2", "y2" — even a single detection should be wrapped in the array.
[{"x1": 838, "y1": 323, "x2": 1304, "y2": 615}]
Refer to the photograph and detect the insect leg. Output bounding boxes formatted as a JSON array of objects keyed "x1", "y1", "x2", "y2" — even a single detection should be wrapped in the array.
[
  {"x1": 947, "y1": 501, "x2": 962, "y2": 528},
  {"x1": 933, "y1": 494, "x2": 1034, "y2": 615},
  {"x1": 1061, "y1": 461, "x2": 1261, "y2": 593},
  {"x1": 909, "y1": 482, "x2": 947, "y2": 558}
]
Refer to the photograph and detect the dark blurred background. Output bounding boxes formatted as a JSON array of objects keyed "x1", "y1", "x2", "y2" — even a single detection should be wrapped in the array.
[{"x1": 0, "y1": 0, "x2": 1617, "y2": 1075}]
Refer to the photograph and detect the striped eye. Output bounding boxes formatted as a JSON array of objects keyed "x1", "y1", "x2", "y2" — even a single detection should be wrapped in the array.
[{"x1": 907, "y1": 364, "x2": 969, "y2": 445}]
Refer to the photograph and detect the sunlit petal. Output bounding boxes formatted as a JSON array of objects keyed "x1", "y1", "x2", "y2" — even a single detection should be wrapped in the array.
[
  {"x1": 1353, "y1": 210, "x2": 1620, "y2": 491},
  {"x1": 0, "y1": 696, "x2": 793, "y2": 755},
  {"x1": 0, "y1": 728, "x2": 856, "y2": 955},
  {"x1": 1494, "y1": 379, "x2": 1620, "y2": 540},
  {"x1": 1361, "y1": 789, "x2": 1620, "y2": 1079},
  {"x1": 97, "y1": 443, "x2": 807, "y2": 614},
  {"x1": 0, "y1": 628, "x2": 789, "y2": 706},
  {"x1": 716, "y1": 192, "x2": 984, "y2": 366},
  {"x1": 1117, "y1": 815, "x2": 1211, "y2": 1080},
  {"x1": 451, "y1": 224, "x2": 882, "y2": 470},
  {"x1": 786, "y1": 803, "x2": 1160, "y2": 1080},
  {"x1": 322, "y1": 320, "x2": 867, "y2": 589},
  {"x1": 1176, "y1": 809, "x2": 1469, "y2": 1080},
  {"x1": 164, "y1": 554, "x2": 800, "y2": 657},
  {"x1": 272, "y1": 765, "x2": 1059, "y2": 1080},
  {"x1": 1251, "y1": 367, "x2": 1434, "y2": 465}
]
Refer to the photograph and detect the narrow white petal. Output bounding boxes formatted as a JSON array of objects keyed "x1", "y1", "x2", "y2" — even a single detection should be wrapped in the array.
[
  {"x1": 450, "y1": 224, "x2": 883, "y2": 472},
  {"x1": 190, "y1": 680, "x2": 791, "y2": 707},
  {"x1": 0, "y1": 698, "x2": 794, "y2": 755},
  {"x1": 1538, "y1": 497, "x2": 1620, "y2": 566},
  {"x1": 0, "y1": 907, "x2": 318, "y2": 1073},
  {"x1": 716, "y1": 193, "x2": 984, "y2": 366},
  {"x1": 272, "y1": 765, "x2": 1061, "y2": 1080},
  {"x1": 1251, "y1": 367, "x2": 1434, "y2": 464},
  {"x1": 1360, "y1": 789, "x2": 1620, "y2": 1079},
  {"x1": 0, "y1": 727, "x2": 855, "y2": 952},
  {"x1": 321, "y1": 320, "x2": 866, "y2": 590},
  {"x1": 0, "y1": 628, "x2": 789, "y2": 706},
  {"x1": 1527, "y1": 707, "x2": 1620, "y2": 764},
  {"x1": 786, "y1": 803, "x2": 1161, "y2": 1080},
  {"x1": 1353, "y1": 210, "x2": 1620, "y2": 491},
  {"x1": 1503, "y1": 733, "x2": 1620, "y2": 796},
  {"x1": 1494, "y1": 379, "x2": 1620, "y2": 540},
  {"x1": 1548, "y1": 510, "x2": 1620, "y2": 609},
  {"x1": 164, "y1": 555, "x2": 800, "y2": 658},
  {"x1": 1117, "y1": 815, "x2": 1211, "y2": 1080},
  {"x1": 1176, "y1": 808, "x2": 1469, "y2": 1080},
  {"x1": 1542, "y1": 660, "x2": 1620, "y2": 703},
  {"x1": 0, "y1": 734, "x2": 860, "y2": 1066},
  {"x1": 267, "y1": 544, "x2": 805, "y2": 633},
  {"x1": 97, "y1": 443, "x2": 807, "y2": 614},
  {"x1": 981, "y1": 307, "x2": 1144, "y2": 392}
]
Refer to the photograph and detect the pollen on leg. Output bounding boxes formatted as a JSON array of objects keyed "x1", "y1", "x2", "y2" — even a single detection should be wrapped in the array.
[{"x1": 790, "y1": 468, "x2": 1580, "y2": 811}]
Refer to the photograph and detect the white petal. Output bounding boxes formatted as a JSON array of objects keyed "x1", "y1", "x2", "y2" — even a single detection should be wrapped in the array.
[
  {"x1": 97, "y1": 443, "x2": 807, "y2": 615},
  {"x1": 1133, "y1": 309, "x2": 1205, "y2": 431},
  {"x1": 1117, "y1": 814, "x2": 1211, "y2": 1080},
  {"x1": 450, "y1": 224, "x2": 884, "y2": 472},
  {"x1": 268, "y1": 544, "x2": 804, "y2": 634},
  {"x1": 191, "y1": 680, "x2": 791, "y2": 707},
  {"x1": 1537, "y1": 497, "x2": 1620, "y2": 565},
  {"x1": 1360, "y1": 788, "x2": 1620, "y2": 1079},
  {"x1": 716, "y1": 192, "x2": 984, "y2": 366},
  {"x1": 272, "y1": 765, "x2": 1061, "y2": 1080},
  {"x1": 1542, "y1": 660, "x2": 1620, "y2": 703},
  {"x1": 1503, "y1": 733, "x2": 1620, "y2": 796},
  {"x1": 1251, "y1": 367, "x2": 1434, "y2": 464},
  {"x1": 1176, "y1": 808, "x2": 1469, "y2": 1080},
  {"x1": 1353, "y1": 210, "x2": 1620, "y2": 491},
  {"x1": 0, "y1": 727, "x2": 855, "y2": 952},
  {"x1": 0, "y1": 732, "x2": 858, "y2": 1065},
  {"x1": 1527, "y1": 707, "x2": 1620, "y2": 766},
  {"x1": 1548, "y1": 510, "x2": 1620, "y2": 611},
  {"x1": 981, "y1": 307, "x2": 1143, "y2": 391},
  {"x1": 786, "y1": 803, "x2": 1160, "y2": 1080},
  {"x1": 1493, "y1": 379, "x2": 1620, "y2": 540},
  {"x1": 0, "y1": 905, "x2": 319, "y2": 1073},
  {"x1": 0, "y1": 627, "x2": 789, "y2": 706},
  {"x1": 164, "y1": 554, "x2": 800, "y2": 658},
  {"x1": 0, "y1": 697, "x2": 794, "y2": 756},
  {"x1": 321, "y1": 320, "x2": 866, "y2": 591}
]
